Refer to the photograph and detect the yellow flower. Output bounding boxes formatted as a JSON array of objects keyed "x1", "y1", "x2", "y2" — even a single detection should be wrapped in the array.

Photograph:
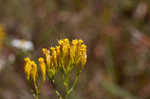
[
  {"x1": 56, "y1": 46, "x2": 61, "y2": 66},
  {"x1": 50, "y1": 47, "x2": 57, "y2": 66},
  {"x1": 58, "y1": 38, "x2": 70, "y2": 58},
  {"x1": 42, "y1": 48, "x2": 50, "y2": 67},
  {"x1": 24, "y1": 57, "x2": 32, "y2": 80},
  {"x1": 78, "y1": 40, "x2": 83, "y2": 45},
  {"x1": 64, "y1": 38, "x2": 70, "y2": 44},
  {"x1": 24, "y1": 38, "x2": 87, "y2": 81},
  {"x1": 30, "y1": 61, "x2": 37, "y2": 83},
  {"x1": 63, "y1": 39, "x2": 70, "y2": 57},
  {"x1": 38, "y1": 57, "x2": 46, "y2": 81},
  {"x1": 24, "y1": 57, "x2": 39, "y2": 94},
  {"x1": 57, "y1": 39, "x2": 87, "y2": 71},
  {"x1": 70, "y1": 40, "x2": 78, "y2": 63},
  {"x1": 77, "y1": 44, "x2": 87, "y2": 68},
  {"x1": 24, "y1": 38, "x2": 87, "y2": 98},
  {"x1": 58, "y1": 40, "x2": 64, "y2": 46},
  {"x1": 24, "y1": 57, "x2": 38, "y2": 82},
  {"x1": 72, "y1": 39, "x2": 78, "y2": 45}
]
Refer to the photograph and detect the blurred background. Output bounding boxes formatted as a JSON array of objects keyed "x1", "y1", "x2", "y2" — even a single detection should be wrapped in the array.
[{"x1": 0, "y1": 0, "x2": 150, "y2": 99}]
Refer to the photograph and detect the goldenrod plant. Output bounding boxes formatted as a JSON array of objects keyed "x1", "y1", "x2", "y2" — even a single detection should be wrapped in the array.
[{"x1": 24, "y1": 38, "x2": 87, "y2": 99}]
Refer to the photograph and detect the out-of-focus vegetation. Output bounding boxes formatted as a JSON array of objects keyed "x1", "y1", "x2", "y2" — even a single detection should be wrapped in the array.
[{"x1": 0, "y1": 0, "x2": 150, "y2": 99}]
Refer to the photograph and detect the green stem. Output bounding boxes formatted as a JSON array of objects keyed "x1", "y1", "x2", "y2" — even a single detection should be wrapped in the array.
[
  {"x1": 64, "y1": 73, "x2": 69, "y2": 99},
  {"x1": 56, "y1": 90, "x2": 63, "y2": 99},
  {"x1": 33, "y1": 93, "x2": 39, "y2": 99},
  {"x1": 35, "y1": 95, "x2": 39, "y2": 99},
  {"x1": 33, "y1": 82, "x2": 39, "y2": 99},
  {"x1": 65, "y1": 94, "x2": 69, "y2": 99},
  {"x1": 65, "y1": 74, "x2": 79, "y2": 99}
]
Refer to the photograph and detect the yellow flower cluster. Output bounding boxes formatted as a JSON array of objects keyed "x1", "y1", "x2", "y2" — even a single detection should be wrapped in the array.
[
  {"x1": 24, "y1": 38, "x2": 87, "y2": 92},
  {"x1": 38, "y1": 57, "x2": 46, "y2": 81},
  {"x1": 24, "y1": 57, "x2": 38, "y2": 82},
  {"x1": 42, "y1": 38, "x2": 87, "y2": 75}
]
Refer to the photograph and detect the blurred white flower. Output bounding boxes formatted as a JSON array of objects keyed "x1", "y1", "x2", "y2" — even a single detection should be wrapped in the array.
[{"x1": 11, "y1": 39, "x2": 34, "y2": 51}]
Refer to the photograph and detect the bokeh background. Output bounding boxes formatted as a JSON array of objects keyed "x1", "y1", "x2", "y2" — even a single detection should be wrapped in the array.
[{"x1": 0, "y1": 0, "x2": 150, "y2": 99}]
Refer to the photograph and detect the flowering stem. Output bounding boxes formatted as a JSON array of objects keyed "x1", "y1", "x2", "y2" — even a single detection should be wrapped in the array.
[
  {"x1": 33, "y1": 92, "x2": 39, "y2": 99},
  {"x1": 56, "y1": 90, "x2": 63, "y2": 99},
  {"x1": 68, "y1": 74, "x2": 79, "y2": 95},
  {"x1": 65, "y1": 72, "x2": 79, "y2": 99},
  {"x1": 33, "y1": 81, "x2": 39, "y2": 99},
  {"x1": 35, "y1": 94, "x2": 39, "y2": 99},
  {"x1": 64, "y1": 73, "x2": 69, "y2": 99}
]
